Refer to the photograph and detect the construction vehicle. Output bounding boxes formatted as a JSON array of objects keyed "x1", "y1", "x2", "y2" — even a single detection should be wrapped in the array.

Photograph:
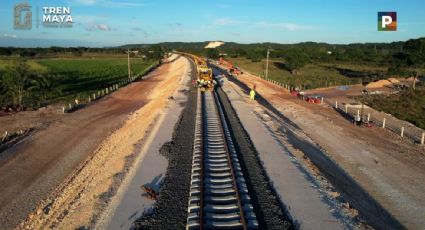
[
  {"x1": 197, "y1": 64, "x2": 213, "y2": 90},
  {"x1": 174, "y1": 51, "x2": 214, "y2": 90},
  {"x1": 219, "y1": 57, "x2": 243, "y2": 76}
]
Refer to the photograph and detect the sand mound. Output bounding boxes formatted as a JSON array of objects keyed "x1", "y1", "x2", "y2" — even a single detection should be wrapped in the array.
[
  {"x1": 388, "y1": 78, "x2": 400, "y2": 83},
  {"x1": 367, "y1": 80, "x2": 391, "y2": 88},
  {"x1": 367, "y1": 77, "x2": 401, "y2": 88},
  {"x1": 205, "y1": 41, "x2": 224, "y2": 48}
]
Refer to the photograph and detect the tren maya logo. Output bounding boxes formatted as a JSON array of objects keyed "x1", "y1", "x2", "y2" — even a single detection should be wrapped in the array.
[
  {"x1": 378, "y1": 12, "x2": 397, "y2": 31},
  {"x1": 14, "y1": 1, "x2": 73, "y2": 29}
]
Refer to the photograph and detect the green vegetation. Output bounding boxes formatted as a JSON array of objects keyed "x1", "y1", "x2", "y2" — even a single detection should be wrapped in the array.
[
  {"x1": 229, "y1": 58, "x2": 360, "y2": 89},
  {"x1": 0, "y1": 56, "x2": 157, "y2": 110},
  {"x1": 164, "y1": 38, "x2": 425, "y2": 89},
  {"x1": 362, "y1": 84, "x2": 425, "y2": 130},
  {"x1": 38, "y1": 57, "x2": 154, "y2": 100},
  {"x1": 1, "y1": 60, "x2": 32, "y2": 108}
]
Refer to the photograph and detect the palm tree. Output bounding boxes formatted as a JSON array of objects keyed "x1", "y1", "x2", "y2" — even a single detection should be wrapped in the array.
[
  {"x1": 3, "y1": 59, "x2": 31, "y2": 109},
  {"x1": 29, "y1": 74, "x2": 60, "y2": 103}
]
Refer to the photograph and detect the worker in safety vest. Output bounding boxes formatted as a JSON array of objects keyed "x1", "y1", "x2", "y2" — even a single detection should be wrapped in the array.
[{"x1": 249, "y1": 88, "x2": 256, "y2": 101}]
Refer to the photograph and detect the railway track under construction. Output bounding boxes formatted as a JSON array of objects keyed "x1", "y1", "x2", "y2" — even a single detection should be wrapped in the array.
[{"x1": 186, "y1": 89, "x2": 258, "y2": 230}]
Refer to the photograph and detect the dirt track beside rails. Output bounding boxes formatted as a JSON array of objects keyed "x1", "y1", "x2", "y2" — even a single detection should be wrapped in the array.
[
  {"x1": 0, "y1": 54, "x2": 187, "y2": 230},
  {"x1": 224, "y1": 68, "x2": 425, "y2": 229}
]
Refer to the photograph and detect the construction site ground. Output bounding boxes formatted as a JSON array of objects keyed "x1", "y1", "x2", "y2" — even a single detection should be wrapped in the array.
[
  {"x1": 216, "y1": 71, "x2": 345, "y2": 230},
  {"x1": 222, "y1": 67, "x2": 425, "y2": 229},
  {"x1": 96, "y1": 57, "x2": 192, "y2": 230},
  {"x1": 1, "y1": 54, "x2": 424, "y2": 230},
  {"x1": 307, "y1": 81, "x2": 424, "y2": 141},
  {"x1": 0, "y1": 54, "x2": 187, "y2": 229}
]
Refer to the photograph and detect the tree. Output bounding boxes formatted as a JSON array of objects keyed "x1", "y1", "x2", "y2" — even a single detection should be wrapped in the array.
[
  {"x1": 0, "y1": 48, "x2": 12, "y2": 56},
  {"x1": 2, "y1": 59, "x2": 31, "y2": 109},
  {"x1": 29, "y1": 74, "x2": 59, "y2": 103},
  {"x1": 284, "y1": 50, "x2": 309, "y2": 75},
  {"x1": 146, "y1": 44, "x2": 165, "y2": 61},
  {"x1": 205, "y1": 48, "x2": 219, "y2": 59},
  {"x1": 391, "y1": 50, "x2": 424, "y2": 90}
]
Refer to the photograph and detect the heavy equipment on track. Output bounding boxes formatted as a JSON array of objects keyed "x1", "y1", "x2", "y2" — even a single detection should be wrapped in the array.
[{"x1": 174, "y1": 51, "x2": 214, "y2": 90}]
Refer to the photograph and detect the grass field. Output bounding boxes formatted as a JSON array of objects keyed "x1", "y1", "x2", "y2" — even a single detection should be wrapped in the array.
[
  {"x1": 37, "y1": 58, "x2": 154, "y2": 99},
  {"x1": 0, "y1": 59, "x2": 49, "y2": 72},
  {"x1": 228, "y1": 57, "x2": 362, "y2": 89},
  {"x1": 362, "y1": 84, "x2": 425, "y2": 130},
  {"x1": 0, "y1": 56, "x2": 156, "y2": 108}
]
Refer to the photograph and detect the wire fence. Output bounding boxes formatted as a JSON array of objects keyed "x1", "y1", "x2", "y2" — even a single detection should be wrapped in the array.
[
  {"x1": 63, "y1": 61, "x2": 160, "y2": 113},
  {"x1": 329, "y1": 101, "x2": 425, "y2": 145},
  {"x1": 247, "y1": 72, "x2": 425, "y2": 146}
]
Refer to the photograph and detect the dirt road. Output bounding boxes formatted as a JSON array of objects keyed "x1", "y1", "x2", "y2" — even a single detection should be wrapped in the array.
[
  {"x1": 0, "y1": 55, "x2": 187, "y2": 229},
  {"x1": 223, "y1": 68, "x2": 425, "y2": 229}
]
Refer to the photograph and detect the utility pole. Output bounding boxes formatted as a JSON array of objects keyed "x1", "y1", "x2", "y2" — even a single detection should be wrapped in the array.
[
  {"x1": 265, "y1": 49, "x2": 270, "y2": 80},
  {"x1": 127, "y1": 48, "x2": 131, "y2": 79},
  {"x1": 413, "y1": 70, "x2": 417, "y2": 90}
]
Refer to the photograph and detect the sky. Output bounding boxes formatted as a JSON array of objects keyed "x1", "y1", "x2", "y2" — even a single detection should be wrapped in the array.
[{"x1": 0, "y1": 0, "x2": 424, "y2": 47}]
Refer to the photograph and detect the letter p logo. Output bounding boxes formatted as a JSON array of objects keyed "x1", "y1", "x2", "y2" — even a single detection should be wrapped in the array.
[{"x1": 378, "y1": 12, "x2": 397, "y2": 31}]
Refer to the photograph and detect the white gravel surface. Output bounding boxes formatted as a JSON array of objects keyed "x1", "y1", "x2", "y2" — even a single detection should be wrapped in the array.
[
  {"x1": 96, "y1": 58, "x2": 192, "y2": 230},
  {"x1": 218, "y1": 75, "x2": 344, "y2": 230}
]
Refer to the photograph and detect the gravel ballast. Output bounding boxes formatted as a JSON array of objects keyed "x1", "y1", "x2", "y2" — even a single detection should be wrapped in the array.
[
  {"x1": 135, "y1": 60, "x2": 293, "y2": 229},
  {"x1": 216, "y1": 86, "x2": 294, "y2": 230},
  {"x1": 133, "y1": 61, "x2": 198, "y2": 230}
]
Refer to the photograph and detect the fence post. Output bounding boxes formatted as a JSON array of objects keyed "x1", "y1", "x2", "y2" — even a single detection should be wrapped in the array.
[
  {"x1": 321, "y1": 97, "x2": 324, "y2": 104},
  {"x1": 69, "y1": 103, "x2": 72, "y2": 110},
  {"x1": 382, "y1": 118, "x2": 386, "y2": 128},
  {"x1": 367, "y1": 113, "x2": 370, "y2": 122},
  {"x1": 93, "y1": 93, "x2": 96, "y2": 100},
  {"x1": 335, "y1": 101, "x2": 338, "y2": 109},
  {"x1": 400, "y1": 127, "x2": 404, "y2": 137},
  {"x1": 62, "y1": 106, "x2": 65, "y2": 113},
  {"x1": 357, "y1": 109, "x2": 360, "y2": 118},
  {"x1": 345, "y1": 104, "x2": 348, "y2": 113},
  {"x1": 2, "y1": 131, "x2": 7, "y2": 142},
  {"x1": 421, "y1": 133, "x2": 425, "y2": 145},
  {"x1": 88, "y1": 97, "x2": 91, "y2": 103}
]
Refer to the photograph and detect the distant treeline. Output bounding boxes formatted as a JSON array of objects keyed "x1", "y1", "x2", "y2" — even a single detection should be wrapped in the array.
[
  {"x1": 2, "y1": 39, "x2": 424, "y2": 73},
  {"x1": 0, "y1": 44, "x2": 165, "y2": 59},
  {"x1": 158, "y1": 38, "x2": 425, "y2": 76}
]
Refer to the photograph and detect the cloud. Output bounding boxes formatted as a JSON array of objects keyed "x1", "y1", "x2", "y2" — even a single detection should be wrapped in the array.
[
  {"x1": 213, "y1": 18, "x2": 240, "y2": 26},
  {"x1": 73, "y1": 15, "x2": 107, "y2": 23},
  {"x1": 85, "y1": 23, "x2": 111, "y2": 31},
  {"x1": 96, "y1": 24, "x2": 111, "y2": 31},
  {"x1": 73, "y1": 15, "x2": 112, "y2": 31},
  {"x1": 254, "y1": 21, "x2": 318, "y2": 31},
  {"x1": 3, "y1": 34, "x2": 18, "y2": 38}
]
